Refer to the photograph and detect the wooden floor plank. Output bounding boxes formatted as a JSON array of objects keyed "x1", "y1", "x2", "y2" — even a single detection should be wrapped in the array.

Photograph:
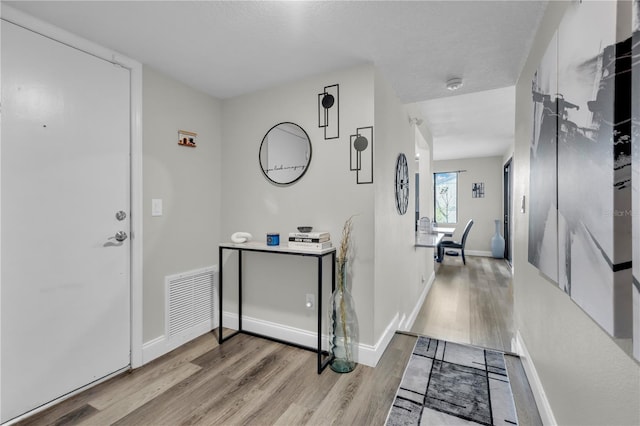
[
  {"x1": 272, "y1": 402, "x2": 315, "y2": 426},
  {"x1": 190, "y1": 345, "x2": 306, "y2": 426},
  {"x1": 88, "y1": 335, "x2": 216, "y2": 411},
  {"x1": 235, "y1": 351, "x2": 319, "y2": 425},
  {"x1": 112, "y1": 336, "x2": 281, "y2": 426},
  {"x1": 16, "y1": 375, "x2": 121, "y2": 426},
  {"x1": 337, "y1": 333, "x2": 415, "y2": 425},
  {"x1": 306, "y1": 366, "x2": 369, "y2": 425},
  {"x1": 50, "y1": 404, "x2": 98, "y2": 426},
  {"x1": 76, "y1": 362, "x2": 202, "y2": 426}
]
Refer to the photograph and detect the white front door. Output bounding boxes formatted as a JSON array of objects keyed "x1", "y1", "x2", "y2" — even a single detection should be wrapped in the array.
[{"x1": 1, "y1": 21, "x2": 131, "y2": 422}]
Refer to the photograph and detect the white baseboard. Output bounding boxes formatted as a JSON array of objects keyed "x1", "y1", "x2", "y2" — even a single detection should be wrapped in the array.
[
  {"x1": 466, "y1": 250, "x2": 493, "y2": 257},
  {"x1": 143, "y1": 308, "x2": 403, "y2": 369},
  {"x1": 401, "y1": 271, "x2": 435, "y2": 332},
  {"x1": 515, "y1": 331, "x2": 557, "y2": 426},
  {"x1": 222, "y1": 312, "x2": 321, "y2": 348},
  {"x1": 222, "y1": 311, "x2": 398, "y2": 368},
  {"x1": 142, "y1": 320, "x2": 213, "y2": 365},
  {"x1": 397, "y1": 313, "x2": 407, "y2": 331},
  {"x1": 360, "y1": 313, "x2": 400, "y2": 367}
]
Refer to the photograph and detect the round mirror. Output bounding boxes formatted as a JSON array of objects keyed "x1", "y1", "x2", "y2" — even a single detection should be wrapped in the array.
[{"x1": 259, "y1": 122, "x2": 312, "y2": 185}]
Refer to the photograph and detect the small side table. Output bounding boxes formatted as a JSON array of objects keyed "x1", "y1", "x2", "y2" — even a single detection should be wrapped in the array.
[{"x1": 218, "y1": 242, "x2": 336, "y2": 374}]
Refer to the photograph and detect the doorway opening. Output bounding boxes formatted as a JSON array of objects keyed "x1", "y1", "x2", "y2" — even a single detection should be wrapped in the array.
[{"x1": 504, "y1": 158, "x2": 514, "y2": 265}]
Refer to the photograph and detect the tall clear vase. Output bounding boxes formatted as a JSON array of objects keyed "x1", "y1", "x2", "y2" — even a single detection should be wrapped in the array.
[{"x1": 329, "y1": 263, "x2": 358, "y2": 373}]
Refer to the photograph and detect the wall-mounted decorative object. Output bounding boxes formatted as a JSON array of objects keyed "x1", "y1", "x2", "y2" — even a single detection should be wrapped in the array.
[
  {"x1": 557, "y1": 1, "x2": 631, "y2": 339},
  {"x1": 529, "y1": 1, "x2": 633, "y2": 342},
  {"x1": 472, "y1": 182, "x2": 485, "y2": 198},
  {"x1": 178, "y1": 130, "x2": 197, "y2": 147},
  {"x1": 259, "y1": 122, "x2": 312, "y2": 186},
  {"x1": 349, "y1": 126, "x2": 373, "y2": 184},
  {"x1": 395, "y1": 153, "x2": 409, "y2": 215},
  {"x1": 318, "y1": 84, "x2": 339, "y2": 139},
  {"x1": 630, "y1": 0, "x2": 640, "y2": 361},
  {"x1": 529, "y1": 30, "x2": 559, "y2": 285}
]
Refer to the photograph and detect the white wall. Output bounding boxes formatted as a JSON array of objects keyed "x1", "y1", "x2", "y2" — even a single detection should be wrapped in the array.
[
  {"x1": 433, "y1": 156, "x2": 503, "y2": 255},
  {"x1": 142, "y1": 66, "x2": 222, "y2": 341},
  {"x1": 514, "y1": 2, "x2": 640, "y2": 425},
  {"x1": 373, "y1": 69, "x2": 433, "y2": 339},
  {"x1": 416, "y1": 126, "x2": 434, "y2": 223},
  {"x1": 413, "y1": 124, "x2": 436, "y2": 326}
]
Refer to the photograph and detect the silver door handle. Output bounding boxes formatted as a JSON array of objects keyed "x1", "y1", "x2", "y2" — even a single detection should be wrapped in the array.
[{"x1": 114, "y1": 231, "x2": 128, "y2": 242}]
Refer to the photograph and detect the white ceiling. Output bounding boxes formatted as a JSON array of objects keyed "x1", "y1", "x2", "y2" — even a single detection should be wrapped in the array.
[
  {"x1": 410, "y1": 85, "x2": 516, "y2": 161},
  {"x1": 3, "y1": 0, "x2": 547, "y2": 160}
]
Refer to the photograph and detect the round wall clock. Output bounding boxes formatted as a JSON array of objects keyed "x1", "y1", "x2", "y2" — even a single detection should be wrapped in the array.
[{"x1": 395, "y1": 153, "x2": 409, "y2": 215}]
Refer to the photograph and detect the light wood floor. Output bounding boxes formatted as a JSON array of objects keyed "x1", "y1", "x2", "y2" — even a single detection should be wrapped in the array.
[
  {"x1": 16, "y1": 331, "x2": 415, "y2": 426},
  {"x1": 16, "y1": 256, "x2": 541, "y2": 426},
  {"x1": 411, "y1": 255, "x2": 516, "y2": 353}
]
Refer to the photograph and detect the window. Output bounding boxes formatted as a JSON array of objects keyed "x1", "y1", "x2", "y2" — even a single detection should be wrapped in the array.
[{"x1": 434, "y1": 172, "x2": 457, "y2": 223}]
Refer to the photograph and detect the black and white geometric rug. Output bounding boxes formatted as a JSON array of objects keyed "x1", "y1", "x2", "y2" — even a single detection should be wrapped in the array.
[{"x1": 385, "y1": 336, "x2": 518, "y2": 426}]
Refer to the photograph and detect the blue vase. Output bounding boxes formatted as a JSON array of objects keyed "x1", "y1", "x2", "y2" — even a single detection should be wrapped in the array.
[{"x1": 491, "y1": 219, "x2": 505, "y2": 258}]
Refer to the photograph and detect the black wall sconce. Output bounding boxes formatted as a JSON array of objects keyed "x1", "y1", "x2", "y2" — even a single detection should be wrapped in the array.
[
  {"x1": 350, "y1": 126, "x2": 373, "y2": 184},
  {"x1": 318, "y1": 84, "x2": 339, "y2": 139}
]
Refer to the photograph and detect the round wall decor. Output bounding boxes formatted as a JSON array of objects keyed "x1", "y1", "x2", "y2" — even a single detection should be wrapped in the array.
[
  {"x1": 395, "y1": 153, "x2": 409, "y2": 215},
  {"x1": 258, "y1": 122, "x2": 312, "y2": 186}
]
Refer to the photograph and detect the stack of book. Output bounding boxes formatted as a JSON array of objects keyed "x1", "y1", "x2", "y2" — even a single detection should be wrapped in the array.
[{"x1": 288, "y1": 231, "x2": 332, "y2": 251}]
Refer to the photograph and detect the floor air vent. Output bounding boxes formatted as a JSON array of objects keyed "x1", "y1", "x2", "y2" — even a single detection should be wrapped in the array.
[{"x1": 166, "y1": 266, "x2": 217, "y2": 338}]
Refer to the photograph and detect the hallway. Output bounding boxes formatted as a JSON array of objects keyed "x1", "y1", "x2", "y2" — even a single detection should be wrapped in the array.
[
  {"x1": 408, "y1": 255, "x2": 543, "y2": 425},
  {"x1": 411, "y1": 255, "x2": 516, "y2": 353}
]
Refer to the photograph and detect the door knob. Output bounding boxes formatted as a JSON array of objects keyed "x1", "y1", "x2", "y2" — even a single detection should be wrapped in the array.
[{"x1": 114, "y1": 231, "x2": 128, "y2": 242}]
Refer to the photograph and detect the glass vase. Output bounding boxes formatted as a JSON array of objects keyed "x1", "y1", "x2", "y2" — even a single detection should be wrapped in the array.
[{"x1": 329, "y1": 263, "x2": 358, "y2": 373}]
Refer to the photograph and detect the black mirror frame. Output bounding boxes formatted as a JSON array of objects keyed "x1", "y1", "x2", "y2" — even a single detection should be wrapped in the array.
[{"x1": 258, "y1": 122, "x2": 312, "y2": 186}]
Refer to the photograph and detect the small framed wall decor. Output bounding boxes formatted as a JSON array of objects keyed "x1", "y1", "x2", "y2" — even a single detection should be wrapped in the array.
[
  {"x1": 178, "y1": 130, "x2": 197, "y2": 148},
  {"x1": 472, "y1": 182, "x2": 485, "y2": 198}
]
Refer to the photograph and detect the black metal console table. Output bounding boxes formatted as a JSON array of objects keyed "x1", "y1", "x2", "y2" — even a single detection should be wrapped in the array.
[{"x1": 218, "y1": 241, "x2": 336, "y2": 373}]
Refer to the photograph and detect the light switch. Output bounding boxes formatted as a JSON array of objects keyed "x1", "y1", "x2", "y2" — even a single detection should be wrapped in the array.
[{"x1": 151, "y1": 198, "x2": 163, "y2": 217}]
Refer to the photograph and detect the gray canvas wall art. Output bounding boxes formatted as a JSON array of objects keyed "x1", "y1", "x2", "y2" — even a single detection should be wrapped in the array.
[
  {"x1": 529, "y1": 31, "x2": 559, "y2": 286},
  {"x1": 529, "y1": 0, "x2": 634, "y2": 343},
  {"x1": 556, "y1": 1, "x2": 632, "y2": 338}
]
